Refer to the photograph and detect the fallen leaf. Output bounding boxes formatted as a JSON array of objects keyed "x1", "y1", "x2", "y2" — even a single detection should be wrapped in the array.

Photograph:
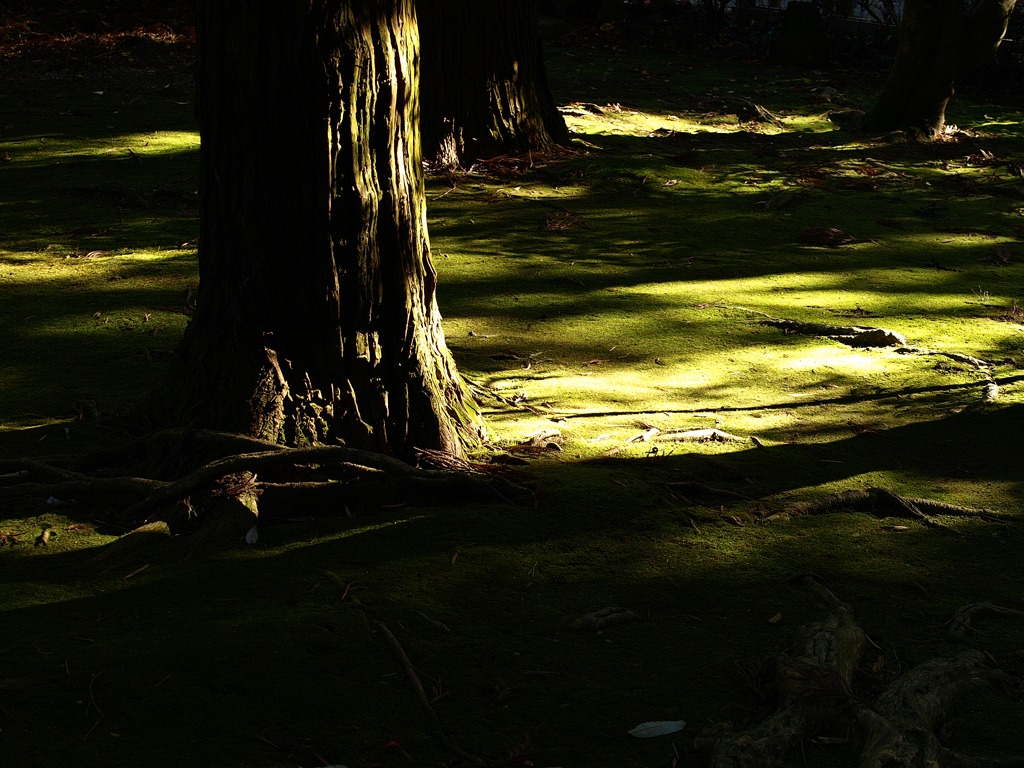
[
  {"x1": 768, "y1": 612, "x2": 783, "y2": 624},
  {"x1": 628, "y1": 720, "x2": 686, "y2": 738}
]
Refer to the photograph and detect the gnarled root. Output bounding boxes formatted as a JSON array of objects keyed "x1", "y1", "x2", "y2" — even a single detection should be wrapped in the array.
[
  {"x1": 0, "y1": 428, "x2": 531, "y2": 545},
  {"x1": 696, "y1": 576, "x2": 1022, "y2": 768}
]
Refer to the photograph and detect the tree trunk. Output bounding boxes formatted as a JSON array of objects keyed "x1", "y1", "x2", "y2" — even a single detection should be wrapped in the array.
[
  {"x1": 417, "y1": 0, "x2": 570, "y2": 167},
  {"x1": 862, "y1": 0, "x2": 1016, "y2": 138},
  {"x1": 158, "y1": 0, "x2": 484, "y2": 459}
]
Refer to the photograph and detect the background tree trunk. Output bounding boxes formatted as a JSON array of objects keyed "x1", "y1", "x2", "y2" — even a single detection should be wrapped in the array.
[
  {"x1": 862, "y1": 0, "x2": 1017, "y2": 137},
  {"x1": 417, "y1": 0, "x2": 570, "y2": 167},
  {"x1": 159, "y1": 0, "x2": 483, "y2": 459}
]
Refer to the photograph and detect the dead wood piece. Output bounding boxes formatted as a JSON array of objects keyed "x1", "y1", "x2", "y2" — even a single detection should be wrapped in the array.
[
  {"x1": 947, "y1": 603, "x2": 1024, "y2": 641},
  {"x1": 761, "y1": 319, "x2": 907, "y2": 348}
]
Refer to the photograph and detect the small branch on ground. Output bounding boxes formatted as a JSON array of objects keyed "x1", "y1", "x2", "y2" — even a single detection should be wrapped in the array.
[{"x1": 330, "y1": 574, "x2": 492, "y2": 767}]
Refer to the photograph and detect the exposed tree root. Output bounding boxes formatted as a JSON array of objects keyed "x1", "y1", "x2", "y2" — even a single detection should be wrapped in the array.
[
  {"x1": 761, "y1": 318, "x2": 907, "y2": 348},
  {"x1": 0, "y1": 429, "x2": 532, "y2": 545},
  {"x1": 762, "y1": 487, "x2": 1013, "y2": 531},
  {"x1": 947, "y1": 603, "x2": 1024, "y2": 641},
  {"x1": 696, "y1": 576, "x2": 1023, "y2": 768},
  {"x1": 715, "y1": 305, "x2": 908, "y2": 348}
]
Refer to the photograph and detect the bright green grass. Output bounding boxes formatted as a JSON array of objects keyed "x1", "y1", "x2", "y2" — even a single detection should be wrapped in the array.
[{"x1": 3, "y1": 40, "x2": 1024, "y2": 768}]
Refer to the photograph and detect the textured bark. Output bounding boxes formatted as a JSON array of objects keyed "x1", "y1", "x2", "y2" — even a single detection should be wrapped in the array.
[
  {"x1": 417, "y1": 0, "x2": 570, "y2": 167},
  {"x1": 862, "y1": 0, "x2": 1017, "y2": 137},
  {"x1": 160, "y1": 0, "x2": 483, "y2": 458}
]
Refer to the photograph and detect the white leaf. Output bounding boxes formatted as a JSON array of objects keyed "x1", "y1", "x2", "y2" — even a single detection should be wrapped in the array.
[
  {"x1": 628, "y1": 720, "x2": 686, "y2": 738},
  {"x1": 244, "y1": 525, "x2": 259, "y2": 544}
]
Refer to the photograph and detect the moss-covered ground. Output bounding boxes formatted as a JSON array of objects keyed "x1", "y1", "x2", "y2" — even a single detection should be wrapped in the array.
[{"x1": 2, "y1": 15, "x2": 1024, "y2": 768}]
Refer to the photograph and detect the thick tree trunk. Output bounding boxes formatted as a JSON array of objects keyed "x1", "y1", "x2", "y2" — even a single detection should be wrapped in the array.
[
  {"x1": 158, "y1": 0, "x2": 483, "y2": 459},
  {"x1": 417, "y1": 0, "x2": 570, "y2": 167},
  {"x1": 862, "y1": 0, "x2": 1016, "y2": 138}
]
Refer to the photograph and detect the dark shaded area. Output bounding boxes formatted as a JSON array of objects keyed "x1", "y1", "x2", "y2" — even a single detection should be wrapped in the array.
[
  {"x1": 2, "y1": 405, "x2": 1024, "y2": 766},
  {"x1": 0, "y1": 0, "x2": 195, "y2": 84},
  {"x1": 0, "y1": 0, "x2": 194, "y2": 32}
]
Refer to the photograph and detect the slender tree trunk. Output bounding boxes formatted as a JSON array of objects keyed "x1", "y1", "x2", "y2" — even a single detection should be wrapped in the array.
[
  {"x1": 417, "y1": 0, "x2": 570, "y2": 167},
  {"x1": 862, "y1": 0, "x2": 1016, "y2": 138},
  {"x1": 157, "y1": 0, "x2": 483, "y2": 459}
]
